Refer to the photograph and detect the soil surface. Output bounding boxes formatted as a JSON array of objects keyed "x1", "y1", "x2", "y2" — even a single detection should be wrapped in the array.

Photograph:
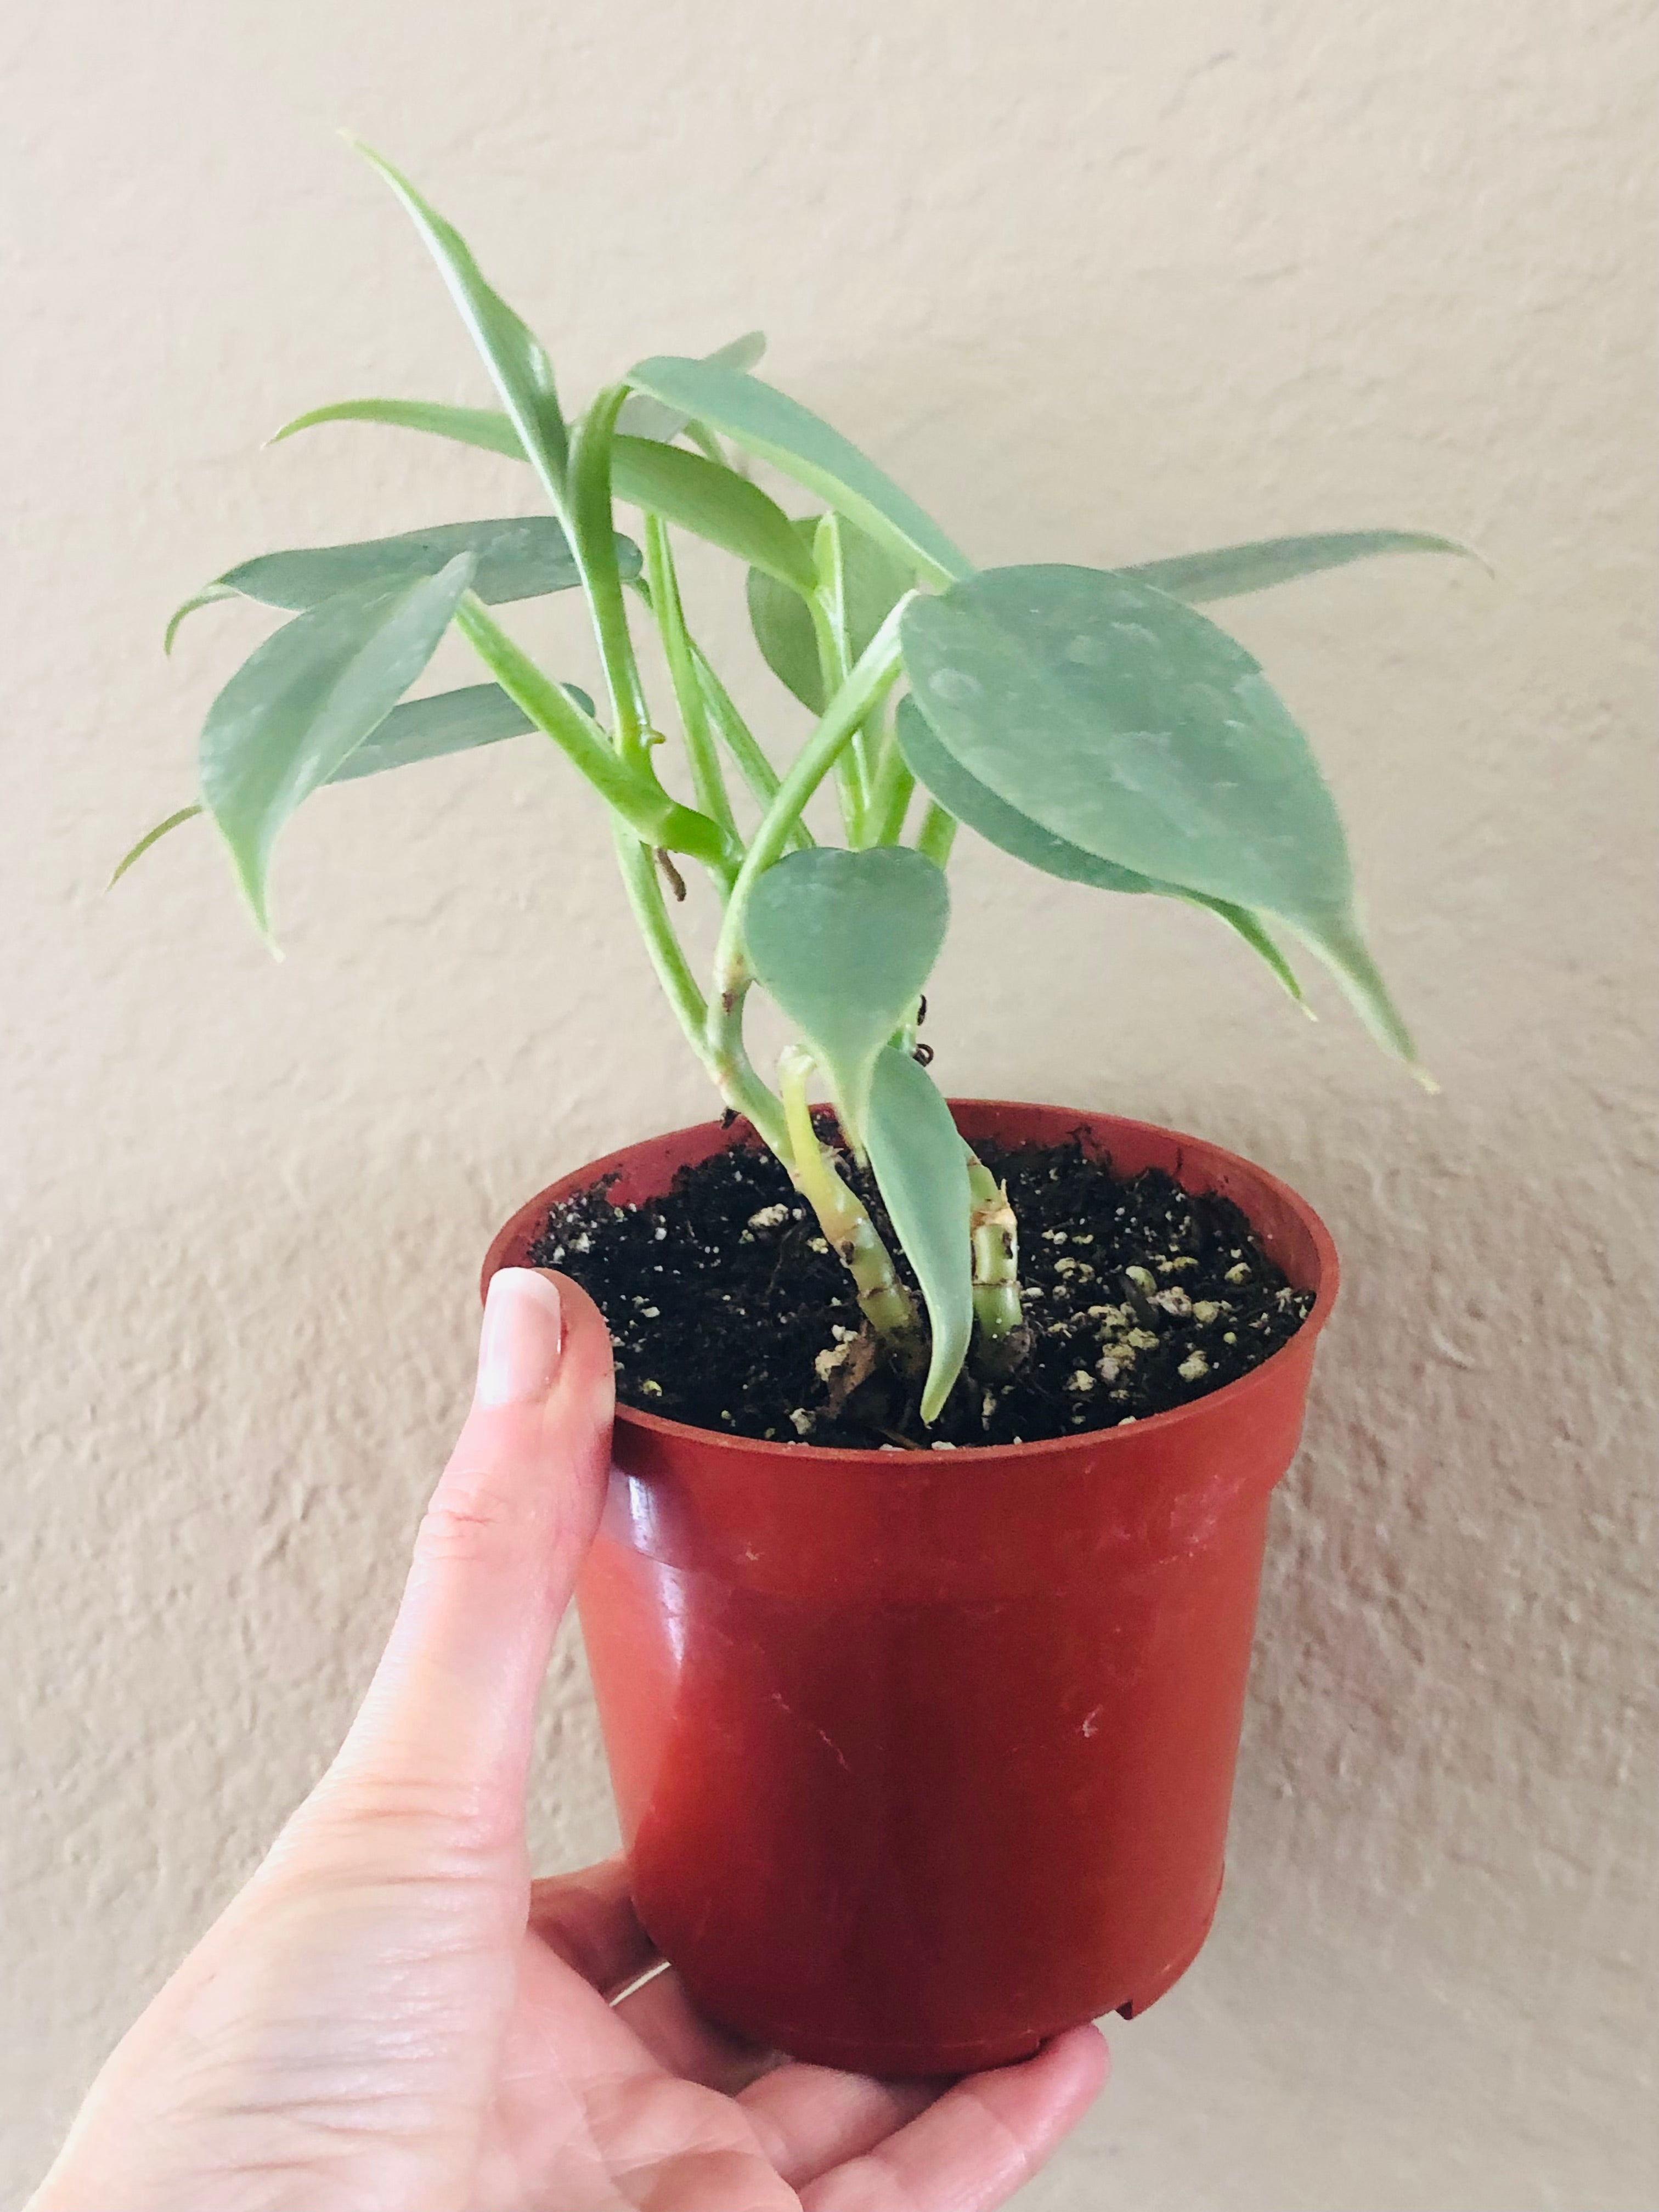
[{"x1": 529, "y1": 1124, "x2": 1314, "y2": 1450}]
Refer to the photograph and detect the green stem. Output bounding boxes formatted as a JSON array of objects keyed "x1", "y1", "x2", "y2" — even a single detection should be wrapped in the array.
[
  {"x1": 808, "y1": 588, "x2": 867, "y2": 844},
  {"x1": 780, "y1": 1046, "x2": 919, "y2": 1345},
  {"x1": 707, "y1": 965, "x2": 790, "y2": 1152},
  {"x1": 567, "y1": 383, "x2": 651, "y2": 746},
  {"x1": 456, "y1": 594, "x2": 735, "y2": 873},
  {"x1": 867, "y1": 732, "x2": 916, "y2": 844},
  {"x1": 708, "y1": 601, "x2": 910, "y2": 1029},
  {"x1": 642, "y1": 516, "x2": 738, "y2": 847},
  {"x1": 622, "y1": 575, "x2": 810, "y2": 851},
  {"x1": 916, "y1": 800, "x2": 959, "y2": 867},
  {"x1": 690, "y1": 645, "x2": 814, "y2": 850},
  {"x1": 967, "y1": 1153, "x2": 1024, "y2": 1340},
  {"x1": 611, "y1": 827, "x2": 707, "y2": 1041},
  {"x1": 612, "y1": 827, "x2": 787, "y2": 1153},
  {"x1": 683, "y1": 421, "x2": 727, "y2": 468}
]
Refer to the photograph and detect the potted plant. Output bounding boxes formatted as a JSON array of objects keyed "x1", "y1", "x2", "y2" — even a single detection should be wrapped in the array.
[{"x1": 125, "y1": 145, "x2": 1470, "y2": 2076}]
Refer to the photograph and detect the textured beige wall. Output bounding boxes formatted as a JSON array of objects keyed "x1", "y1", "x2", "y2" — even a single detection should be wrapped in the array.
[{"x1": 3, "y1": 1, "x2": 1655, "y2": 2203}]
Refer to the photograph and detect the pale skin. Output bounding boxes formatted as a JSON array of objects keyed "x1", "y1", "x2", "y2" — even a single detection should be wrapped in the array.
[{"x1": 29, "y1": 1268, "x2": 1107, "y2": 2212}]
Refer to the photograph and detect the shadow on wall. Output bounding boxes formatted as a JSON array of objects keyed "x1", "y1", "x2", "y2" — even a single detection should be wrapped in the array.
[{"x1": 1228, "y1": 1081, "x2": 1653, "y2": 2016}]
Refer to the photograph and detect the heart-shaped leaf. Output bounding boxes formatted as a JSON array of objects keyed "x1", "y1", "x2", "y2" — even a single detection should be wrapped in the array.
[
  {"x1": 862, "y1": 1046, "x2": 973, "y2": 1424},
  {"x1": 114, "y1": 680, "x2": 592, "y2": 886},
  {"x1": 200, "y1": 554, "x2": 475, "y2": 936},
  {"x1": 166, "y1": 518, "x2": 627, "y2": 651},
  {"x1": 1122, "y1": 528, "x2": 1481, "y2": 606},
  {"x1": 894, "y1": 695, "x2": 1149, "y2": 895},
  {"x1": 627, "y1": 356, "x2": 970, "y2": 586},
  {"x1": 744, "y1": 847, "x2": 949, "y2": 1151},
  {"x1": 354, "y1": 144, "x2": 569, "y2": 510},
  {"x1": 894, "y1": 697, "x2": 1306, "y2": 1005},
  {"x1": 615, "y1": 330, "x2": 765, "y2": 442},
  {"x1": 747, "y1": 515, "x2": 917, "y2": 712},
  {"x1": 901, "y1": 563, "x2": 1415, "y2": 1061}
]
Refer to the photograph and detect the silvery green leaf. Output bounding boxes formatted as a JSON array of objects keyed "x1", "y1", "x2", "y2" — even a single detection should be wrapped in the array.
[
  {"x1": 264, "y1": 410, "x2": 811, "y2": 594},
  {"x1": 744, "y1": 845, "x2": 949, "y2": 1150},
  {"x1": 610, "y1": 438, "x2": 815, "y2": 590},
  {"x1": 108, "y1": 806, "x2": 204, "y2": 888},
  {"x1": 901, "y1": 563, "x2": 1415, "y2": 1062},
  {"x1": 199, "y1": 555, "x2": 474, "y2": 937},
  {"x1": 353, "y1": 144, "x2": 570, "y2": 509},
  {"x1": 112, "y1": 680, "x2": 589, "y2": 883},
  {"x1": 747, "y1": 515, "x2": 916, "y2": 712},
  {"x1": 166, "y1": 517, "x2": 622, "y2": 650},
  {"x1": 269, "y1": 397, "x2": 526, "y2": 460},
  {"x1": 894, "y1": 697, "x2": 1307, "y2": 1005},
  {"x1": 862, "y1": 1046, "x2": 973, "y2": 1424},
  {"x1": 1122, "y1": 528, "x2": 1481, "y2": 605},
  {"x1": 615, "y1": 331, "x2": 765, "y2": 442},
  {"x1": 628, "y1": 355, "x2": 969, "y2": 585}
]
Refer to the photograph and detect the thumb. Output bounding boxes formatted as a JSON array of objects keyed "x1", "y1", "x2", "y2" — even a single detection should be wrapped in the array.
[{"x1": 311, "y1": 1268, "x2": 615, "y2": 1849}]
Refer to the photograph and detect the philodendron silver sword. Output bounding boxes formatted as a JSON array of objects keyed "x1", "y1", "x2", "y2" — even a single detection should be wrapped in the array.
[{"x1": 123, "y1": 143, "x2": 1472, "y2": 1424}]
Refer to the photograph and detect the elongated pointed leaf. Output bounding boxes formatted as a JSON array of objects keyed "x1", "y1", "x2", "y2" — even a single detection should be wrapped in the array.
[
  {"x1": 269, "y1": 385, "x2": 806, "y2": 598},
  {"x1": 270, "y1": 396, "x2": 526, "y2": 459},
  {"x1": 354, "y1": 144, "x2": 569, "y2": 508},
  {"x1": 330, "y1": 678, "x2": 595, "y2": 779},
  {"x1": 166, "y1": 518, "x2": 633, "y2": 650},
  {"x1": 1200, "y1": 903, "x2": 1307, "y2": 1006},
  {"x1": 628, "y1": 357, "x2": 970, "y2": 586},
  {"x1": 747, "y1": 515, "x2": 917, "y2": 712},
  {"x1": 902, "y1": 565, "x2": 1415, "y2": 1058},
  {"x1": 1283, "y1": 906, "x2": 1419, "y2": 1067},
  {"x1": 109, "y1": 805, "x2": 203, "y2": 887},
  {"x1": 267, "y1": 404, "x2": 808, "y2": 596},
  {"x1": 200, "y1": 555, "x2": 475, "y2": 935},
  {"x1": 609, "y1": 438, "x2": 814, "y2": 590},
  {"x1": 272, "y1": 328, "x2": 766, "y2": 464},
  {"x1": 1122, "y1": 528, "x2": 1481, "y2": 605},
  {"x1": 115, "y1": 679, "x2": 592, "y2": 885},
  {"x1": 616, "y1": 330, "x2": 765, "y2": 442},
  {"x1": 746, "y1": 518, "x2": 823, "y2": 709},
  {"x1": 222, "y1": 518, "x2": 594, "y2": 606},
  {"x1": 745, "y1": 847, "x2": 949, "y2": 1151},
  {"x1": 862, "y1": 1046, "x2": 973, "y2": 1423},
  {"x1": 164, "y1": 585, "x2": 238, "y2": 654},
  {"x1": 894, "y1": 697, "x2": 1306, "y2": 1004}
]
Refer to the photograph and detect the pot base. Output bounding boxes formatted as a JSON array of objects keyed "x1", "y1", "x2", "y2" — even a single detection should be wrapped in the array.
[
  {"x1": 665, "y1": 1875, "x2": 1223, "y2": 2075},
  {"x1": 1113, "y1": 1875, "x2": 1222, "y2": 2020}
]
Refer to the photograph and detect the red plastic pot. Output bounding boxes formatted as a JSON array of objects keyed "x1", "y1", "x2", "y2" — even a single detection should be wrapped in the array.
[{"x1": 484, "y1": 1101, "x2": 1338, "y2": 2075}]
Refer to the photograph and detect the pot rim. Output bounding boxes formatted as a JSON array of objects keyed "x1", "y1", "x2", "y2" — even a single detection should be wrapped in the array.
[{"x1": 488, "y1": 1098, "x2": 1340, "y2": 1467}]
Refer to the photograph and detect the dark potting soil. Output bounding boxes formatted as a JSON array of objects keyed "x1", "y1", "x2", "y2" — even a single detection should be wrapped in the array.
[{"x1": 528, "y1": 1125, "x2": 1314, "y2": 1451}]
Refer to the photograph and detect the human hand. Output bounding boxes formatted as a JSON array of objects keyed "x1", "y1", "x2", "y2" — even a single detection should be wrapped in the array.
[{"x1": 30, "y1": 1266, "x2": 1107, "y2": 2212}]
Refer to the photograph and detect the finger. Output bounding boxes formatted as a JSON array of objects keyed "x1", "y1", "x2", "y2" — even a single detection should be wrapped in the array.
[
  {"x1": 738, "y1": 2063, "x2": 940, "y2": 2188},
  {"x1": 528, "y1": 1857, "x2": 659, "y2": 1994},
  {"x1": 612, "y1": 1964, "x2": 784, "y2": 2095},
  {"x1": 312, "y1": 1271, "x2": 614, "y2": 1848},
  {"x1": 799, "y1": 2024, "x2": 1108, "y2": 2212}
]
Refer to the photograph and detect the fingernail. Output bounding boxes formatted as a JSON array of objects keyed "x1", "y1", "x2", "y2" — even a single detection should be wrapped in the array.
[{"x1": 475, "y1": 1269, "x2": 564, "y2": 1408}]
